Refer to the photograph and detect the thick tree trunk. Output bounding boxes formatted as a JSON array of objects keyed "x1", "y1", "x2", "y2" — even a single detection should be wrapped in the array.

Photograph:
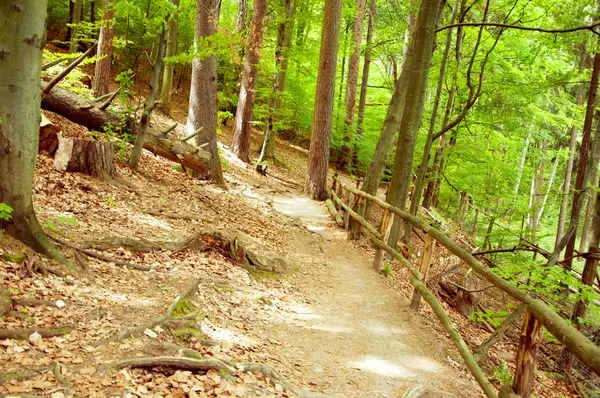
[
  {"x1": 69, "y1": 0, "x2": 83, "y2": 53},
  {"x1": 557, "y1": 52, "x2": 600, "y2": 270},
  {"x1": 355, "y1": 0, "x2": 376, "y2": 140},
  {"x1": 406, "y1": 0, "x2": 459, "y2": 239},
  {"x1": 160, "y1": 0, "x2": 180, "y2": 114},
  {"x1": 54, "y1": 136, "x2": 117, "y2": 179},
  {"x1": 92, "y1": 0, "x2": 115, "y2": 98},
  {"x1": 304, "y1": 0, "x2": 343, "y2": 200},
  {"x1": 257, "y1": 0, "x2": 296, "y2": 164},
  {"x1": 385, "y1": 0, "x2": 443, "y2": 248},
  {"x1": 41, "y1": 85, "x2": 211, "y2": 173},
  {"x1": 186, "y1": 0, "x2": 225, "y2": 185},
  {"x1": 129, "y1": 28, "x2": 168, "y2": 170},
  {"x1": 231, "y1": 0, "x2": 267, "y2": 163},
  {"x1": 0, "y1": 0, "x2": 66, "y2": 263},
  {"x1": 339, "y1": 0, "x2": 367, "y2": 169}
]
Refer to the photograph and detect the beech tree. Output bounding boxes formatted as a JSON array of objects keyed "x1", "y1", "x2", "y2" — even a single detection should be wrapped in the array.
[
  {"x1": 231, "y1": 0, "x2": 268, "y2": 163},
  {"x1": 186, "y1": 0, "x2": 225, "y2": 185},
  {"x1": 305, "y1": 0, "x2": 343, "y2": 200},
  {"x1": 160, "y1": 0, "x2": 181, "y2": 113},
  {"x1": 0, "y1": 0, "x2": 66, "y2": 263},
  {"x1": 92, "y1": 0, "x2": 115, "y2": 97},
  {"x1": 69, "y1": 0, "x2": 83, "y2": 53}
]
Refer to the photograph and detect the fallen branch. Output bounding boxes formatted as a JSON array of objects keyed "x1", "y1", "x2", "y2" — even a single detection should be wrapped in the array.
[
  {"x1": 143, "y1": 210, "x2": 211, "y2": 223},
  {"x1": 448, "y1": 281, "x2": 496, "y2": 294},
  {"x1": 98, "y1": 89, "x2": 120, "y2": 111},
  {"x1": 182, "y1": 127, "x2": 203, "y2": 142},
  {"x1": 162, "y1": 123, "x2": 178, "y2": 135},
  {"x1": 51, "y1": 361, "x2": 73, "y2": 394},
  {"x1": 42, "y1": 57, "x2": 68, "y2": 71},
  {"x1": 51, "y1": 236, "x2": 150, "y2": 271},
  {"x1": 325, "y1": 199, "x2": 344, "y2": 227},
  {"x1": 42, "y1": 44, "x2": 97, "y2": 95},
  {"x1": 0, "y1": 369, "x2": 45, "y2": 385},
  {"x1": 94, "y1": 278, "x2": 201, "y2": 346},
  {"x1": 0, "y1": 326, "x2": 72, "y2": 340},
  {"x1": 474, "y1": 305, "x2": 526, "y2": 362}
]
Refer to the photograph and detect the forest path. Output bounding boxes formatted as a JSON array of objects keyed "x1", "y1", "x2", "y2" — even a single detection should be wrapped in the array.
[{"x1": 250, "y1": 189, "x2": 476, "y2": 397}]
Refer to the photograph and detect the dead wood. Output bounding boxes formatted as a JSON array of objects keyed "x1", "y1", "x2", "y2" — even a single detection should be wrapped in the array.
[
  {"x1": 106, "y1": 356, "x2": 235, "y2": 373},
  {"x1": 51, "y1": 236, "x2": 150, "y2": 271},
  {"x1": 84, "y1": 235, "x2": 206, "y2": 253},
  {"x1": 474, "y1": 304, "x2": 526, "y2": 362},
  {"x1": 54, "y1": 135, "x2": 117, "y2": 180},
  {"x1": 325, "y1": 199, "x2": 344, "y2": 227},
  {"x1": 0, "y1": 369, "x2": 45, "y2": 385},
  {"x1": 41, "y1": 85, "x2": 211, "y2": 174},
  {"x1": 42, "y1": 44, "x2": 97, "y2": 95},
  {"x1": 98, "y1": 89, "x2": 120, "y2": 111},
  {"x1": 51, "y1": 361, "x2": 74, "y2": 394},
  {"x1": 143, "y1": 210, "x2": 212, "y2": 223},
  {"x1": 0, "y1": 285, "x2": 11, "y2": 318},
  {"x1": 39, "y1": 114, "x2": 59, "y2": 154},
  {"x1": 94, "y1": 278, "x2": 201, "y2": 346},
  {"x1": 0, "y1": 326, "x2": 72, "y2": 340}
]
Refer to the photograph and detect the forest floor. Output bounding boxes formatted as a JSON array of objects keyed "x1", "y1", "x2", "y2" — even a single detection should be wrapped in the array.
[{"x1": 0, "y1": 107, "x2": 489, "y2": 397}]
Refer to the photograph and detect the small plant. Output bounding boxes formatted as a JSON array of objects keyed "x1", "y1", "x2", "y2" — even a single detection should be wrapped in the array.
[
  {"x1": 42, "y1": 221, "x2": 57, "y2": 232},
  {"x1": 0, "y1": 203, "x2": 13, "y2": 221},
  {"x1": 382, "y1": 262, "x2": 393, "y2": 277},
  {"x1": 55, "y1": 215, "x2": 79, "y2": 226},
  {"x1": 104, "y1": 197, "x2": 117, "y2": 207},
  {"x1": 492, "y1": 360, "x2": 512, "y2": 385}
]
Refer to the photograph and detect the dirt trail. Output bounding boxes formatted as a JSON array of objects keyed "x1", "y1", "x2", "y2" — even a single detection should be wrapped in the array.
[{"x1": 250, "y1": 190, "x2": 478, "y2": 397}]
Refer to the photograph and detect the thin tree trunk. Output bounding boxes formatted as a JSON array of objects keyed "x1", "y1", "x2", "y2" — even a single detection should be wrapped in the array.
[
  {"x1": 186, "y1": 0, "x2": 225, "y2": 185},
  {"x1": 337, "y1": 19, "x2": 350, "y2": 106},
  {"x1": 92, "y1": 0, "x2": 115, "y2": 97},
  {"x1": 231, "y1": 0, "x2": 268, "y2": 163},
  {"x1": 257, "y1": 0, "x2": 296, "y2": 164},
  {"x1": 160, "y1": 0, "x2": 181, "y2": 114},
  {"x1": 236, "y1": 0, "x2": 248, "y2": 33},
  {"x1": 405, "y1": 0, "x2": 459, "y2": 240},
  {"x1": 535, "y1": 154, "x2": 560, "y2": 228},
  {"x1": 355, "y1": 0, "x2": 376, "y2": 139},
  {"x1": 579, "y1": 140, "x2": 600, "y2": 252},
  {"x1": 402, "y1": 0, "x2": 416, "y2": 61},
  {"x1": 0, "y1": 0, "x2": 67, "y2": 264},
  {"x1": 66, "y1": 0, "x2": 75, "y2": 42},
  {"x1": 385, "y1": 0, "x2": 443, "y2": 248},
  {"x1": 304, "y1": 0, "x2": 343, "y2": 200},
  {"x1": 129, "y1": 28, "x2": 168, "y2": 170},
  {"x1": 69, "y1": 0, "x2": 83, "y2": 53},
  {"x1": 514, "y1": 131, "x2": 531, "y2": 195},
  {"x1": 90, "y1": 0, "x2": 98, "y2": 25},
  {"x1": 559, "y1": 52, "x2": 600, "y2": 271},
  {"x1": 340, "y1": 0, "x2": 367, "y2": 169}
]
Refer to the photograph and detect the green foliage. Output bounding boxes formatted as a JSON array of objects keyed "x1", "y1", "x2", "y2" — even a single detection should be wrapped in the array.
[
  {"x1": 382, "y1": 262, "x2": 393, "y2": 277},
  {"x1": 492, "y1": 361, "x2": 512, "y2": 385},
  {"x1": 104, "y1": 197, "x2": 117, "y2": 207},
  {"x1": 0, "y1": 203, "x2": 13, "y2": 221}
]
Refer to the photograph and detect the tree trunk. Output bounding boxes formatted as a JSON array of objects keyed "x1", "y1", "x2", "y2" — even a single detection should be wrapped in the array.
[
  {"x1": 129, "y1": 28, "x2": 168, "y2": 170},
  {"x1": 534, "y1": 154, "x2": 560, "y2": 228},
  {"x1": 160, "y1": 0, "x2": 181, "y2": 114},
  {"x1": 340, "y1": 0, "x2": 367, "y2": 169},
  {"x1": 514, "y1": 131, "x2": 531, "y2": 196},
  {"x1": 90, "y1": 0, "x2": 98, "y2": 25},
  {"x1": 42, "y1": 85, "x2": 211, "y2": 173},
  {"x1": 236, "y1": 0, "x2": 248, "y2": 33},
  {"x1": 0, "y1": 0, "x2": 66, "y2": 263},
  {"x1": 54, "y1": 136, "x2": 117, "y2": 179},
  {"x1": 385, "y1": 0, "x2": 443, "y2": 248},
  {"x1": 304, "y1": 0, "x2": 343, "y2": 200},
  {"x1": 355, "y1": 0, "x2": 376, "y2": 140},
  {"x1": 579, "y1": 138, "x2": 600, "y2": 252},
  {"x1": 186, "y1": 0, "x2": 225, "y2": 185},
  {"x1": 69, "y1": 0, "x2": 83, "y2": 53},
  {"x1": 557, "y1": 51, "x2": 600, "y2": 270},
  {"x1": 406, "y1": 0, "x2": 459, "y2": 240},
  {"x1": 257, "y1": 0, "x2": 296, "y2": 164},
  {"x1": 92, "y1": 0, "x2": 115, "y2": 97},
  {"x1": 231, "y1": 0, "x2": 267, "y2": 163},
  {"x1": 66, "y1": 0, "x2": 75, "y2": 42}
]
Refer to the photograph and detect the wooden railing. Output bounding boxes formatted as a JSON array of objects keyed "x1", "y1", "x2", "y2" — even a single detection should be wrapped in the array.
[{"x1": 329, "y1": 175, "x2": 600, "y2": 398}]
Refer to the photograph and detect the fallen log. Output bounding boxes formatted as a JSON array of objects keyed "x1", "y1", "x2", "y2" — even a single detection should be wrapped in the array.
[
  {"x1": 41, "y1": 84, "x2": 210, "y2": 173},
  {"x1": 325, "y1": 199, "x2": 344, "y2": 227},
  {"x1": 54, "y1": 135, "x2": 117, "y2": 180}
]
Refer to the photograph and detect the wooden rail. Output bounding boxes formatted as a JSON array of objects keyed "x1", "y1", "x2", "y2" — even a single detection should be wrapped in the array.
[{"x1": 329, "y1": 175, "x2": 600, "y2": 398}]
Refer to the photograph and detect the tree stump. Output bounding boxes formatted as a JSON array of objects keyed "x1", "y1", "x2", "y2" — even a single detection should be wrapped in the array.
[
  {"x1": 39, "y1": 114, "x2": 59, "y2": 155},
  {"x1": 54, "y1": 135, "x2": 117, "y2": 179}
]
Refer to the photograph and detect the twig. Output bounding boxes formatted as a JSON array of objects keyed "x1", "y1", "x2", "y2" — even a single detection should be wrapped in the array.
[
  {"x1": 42, "y1": 44, "x2": 97, "y2": 95},
  {"x1": 182, "y1": 127, "x2": 203, "y2": 142},
  {"x1": 93, "y1": 89, "x2": 120, "y2": 103},
  {"x1": 98, "y1": 89, "x2": 120, "y2": 111},
  {"x1": 436, "y1": 21, "x2": 600, "y2": 36},
  {"x1": 162, "y1": 123, "x2": 178, "y2": 135},
  {"x1": 447, "y1": 281, "x2": 496, "y2": 294},
  {"x1": 42, "y1": 57, "x2": 68, "y2": 71}
]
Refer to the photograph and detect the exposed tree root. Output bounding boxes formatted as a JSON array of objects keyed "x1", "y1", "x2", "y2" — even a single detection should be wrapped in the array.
[
  {"x1": 143, "y1": 210, "x2": 212, "y2": 223},
  {"x1": 51, "y1": 360, "x2": 74, "y2": 395},
  {"x1": 94, "y1": 278, "x2": 201, "y2": 346},
  {"x1": 13, "y1": 298, "x2": 61, "y2": 307},
  {"x1": 0, "y1": 369, "x2": 45, "y2": 385},
  {"x1": 83, "y1": 235, "x2": 206, "y2": 253},
  {"x1": 0, "y1": 326, "x2": 72, "y2": 340},
  {"x1": 51, "y1": 236, "x2": 150, "y2": 271}
]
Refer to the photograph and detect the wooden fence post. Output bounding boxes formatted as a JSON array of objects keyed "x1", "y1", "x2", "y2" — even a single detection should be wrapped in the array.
[
  {"x1": 335, "y1": 181, "x2": 343, "y2": 212},
  {"x1": 373, "y1": 209, "x2": 393, "y2": 272},
  {"x1": 351, "y1": 196, "x2": 366, "y2": 239},
  {"x1": 344, "y1": 189, "x2": 352, "y2": 231},
  {"x1": 410, "y1": 233, "x2": 436, "y2": 311},
  {"x1": 512, "y1": 310, "x2": 542, "y2": 398}
]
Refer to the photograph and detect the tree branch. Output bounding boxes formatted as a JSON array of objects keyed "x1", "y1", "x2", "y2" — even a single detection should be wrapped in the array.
[{"x1": 436, "y1": 22, "x2": 600, "y2": 36}]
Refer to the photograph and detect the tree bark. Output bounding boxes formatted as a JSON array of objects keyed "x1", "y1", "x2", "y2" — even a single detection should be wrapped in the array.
[
  {"x1": 236, "y1": 0, "x2": 248, "y2": 33},
  {"x1": 513, "y1": 131, "x2": 531, "y2": 196},
  {"x1": 160, "y1": 0, "x2": 181, "y2": 114},
  {"x1": 92, "y1": 0, "x2": 115, "y2": 98},
  {"x1": 406, "y1": 0, "x2": 459, "y2": 240},
  {"x1": 186, "y1": 0, "x2": 225, "y2": 185},
  {"x1": 579, "y1": 137, "x2": 600, "y2": 252},
  {"x1": 355, "y1": 0, "x2": 376, "y2": 140},
  {"x1": 304, "y1": 0, "x2": 343, "y2": 200},
  {"x1": 257, "y1": 0, "x2": 296, "y2": 164},
  {"x1": 231, "y1": 0, "x2": 267, "y2": 163},
  {"x1": 340, "y1": 0, "x2": 367, "y2": 169},
  {"x1": 129, "y1": 27, "x2": 168, "y2": 170},
  {"x1": 0, "y1": 0, "x2": 67, "y2": 263},
  {"x1": 385, "y1": 0, "x2": 443, "y2": 248},
  {"x1": 41, "y1": 85, "x2": 211, "y2": 173},
  {"x1": 69, "y1": 0, "x2": 83, "y2": 53},
  {"x1": 54, "y1": 136, "x2": 117, "y2": 179}
]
